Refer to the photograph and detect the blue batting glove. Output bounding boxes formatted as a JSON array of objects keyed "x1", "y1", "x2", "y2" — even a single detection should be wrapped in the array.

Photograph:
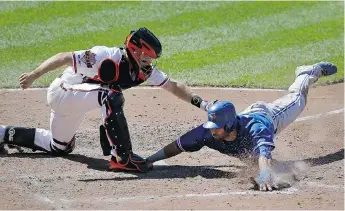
[{"x1": 258, "y1": 168, "x2": 273, "y2": 184}]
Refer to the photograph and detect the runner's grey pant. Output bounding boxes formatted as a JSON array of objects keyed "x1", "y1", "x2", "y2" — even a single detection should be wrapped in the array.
[{"x1": 241, "y1": 67, "x2": 319, "y2": 135}]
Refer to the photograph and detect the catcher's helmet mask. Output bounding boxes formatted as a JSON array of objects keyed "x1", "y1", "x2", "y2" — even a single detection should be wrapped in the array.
[{"x1": 125, "y1": 27, "x2": 162, "y2": 79}]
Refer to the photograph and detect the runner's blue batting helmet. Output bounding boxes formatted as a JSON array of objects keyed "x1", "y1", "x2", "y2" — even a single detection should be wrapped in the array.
[{"x1": 203, "y1": 101, "x2": 237, "y2": 130}]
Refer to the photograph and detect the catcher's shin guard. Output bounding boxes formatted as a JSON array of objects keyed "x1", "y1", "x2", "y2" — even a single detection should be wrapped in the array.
[
  {"x1": 3, "y1": 126, "x2": 42, "y2": 151},
  {"x1": 103, "y1": 91, "x2": 152, "y2": 172},
  {"x1": 99, "y1": 125, "x2": 112, "y2": 156},
  {"x1": 103, "y1": 91, "x2": 133, "y2": 162},
  {"x1": 109, "y1": 153, "x2": 152, "y2": 173}
]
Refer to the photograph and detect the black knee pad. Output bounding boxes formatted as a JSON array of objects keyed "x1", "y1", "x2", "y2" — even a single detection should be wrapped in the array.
[
  {"x1": 50, "y1": 136, "x2": 76, "y2": 156},
  {"x1": 107, "y1": 90, "x2": 125, "y2": 108}
]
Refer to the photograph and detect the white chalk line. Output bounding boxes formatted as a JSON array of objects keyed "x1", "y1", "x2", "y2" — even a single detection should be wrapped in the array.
[
  {"x1": 1, "y1": 86, "x2": 286, "y2": 92},
  {"x1": 295, "y1": 108, "x2": 344, "y2": 122},
  {"x1": 35, "y1": 195, "x2": 55, "y2": 205},
  {"x1": 22, "y1": 177, "x2": 57, "y2": 208},
  {"x1": 48, "y1": 180, "x2": 344, "y2": 205},
  {"x1": 34, "y1": 194, "x2": 72, "y2": 210},
  {"x1": 302, "y1": 181, "x2": 344, "y2": 190},
  {"x1": 55, "y1": 181, "x2": 343, "y2": 205},
  {"x1": 5, "y1": 165, "x2": 342, "y2": 207},
  {"x1": 57, "y1": 187, "x2": 299, "y2": 205},
  {"x1": 26, "y1": 178, "x2": 70, "y2": 209},
  {"x1": 6, "y1": 171, "x2": 344, "y2": 190},
  {"x1": 29, "y1": 182, "x2": 343, "y2": 208}
]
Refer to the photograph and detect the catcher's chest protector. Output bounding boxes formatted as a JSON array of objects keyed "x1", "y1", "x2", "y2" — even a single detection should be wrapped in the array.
[
  {"x1": 113, "y1": 58, "x2": 145, "y2": 90},
  {"x1": 84, "y1": 56, "x2": 145, "y2": 90}
]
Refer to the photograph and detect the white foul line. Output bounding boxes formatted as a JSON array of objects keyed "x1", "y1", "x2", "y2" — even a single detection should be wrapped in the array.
[
  {"x1": 295, "y1": 108, "x2": 344, "y2": 122},
  {"x1": 35, "y1": 195, "x2": 55, "y2": 205},
  {"x1": 139, "y1": 187, "x2": 296, "y2": 199},
  {"x1": 58, "y1": 187, "x2": 298, "y2": 205},
  {"x1": 115, "y1": 187, "x2": 298, "y2": 202},
  {"x1": 54, "y1": 181, "x2": 344, "y2": 205},
  {"x1": 302, "y1": 182, "x2": 344, "y2": 190}
]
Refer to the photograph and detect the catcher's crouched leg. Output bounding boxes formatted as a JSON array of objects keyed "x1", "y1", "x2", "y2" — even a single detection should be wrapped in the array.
[
  {"x1": 2, "y1": 126, "x2": 75, "y2": 156},
  {"x1": 100, "y1": 125, "x2": 151, "y2": 173},
  {"x1": 3, "y1": 126, "x2": 42, "y2": 152},
  {"x1": 105, "y1": 111, "x2": 152, "y2": 172},
  {"x1": 103, "y1": 91, "x2": 151, "y2": 173}
]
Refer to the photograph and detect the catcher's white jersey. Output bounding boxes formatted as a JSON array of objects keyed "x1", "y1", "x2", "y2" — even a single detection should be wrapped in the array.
[
  {"x1": 44, "y1": 46, "x2": 170, "y2": 150},
  {"x1": 59, "y1": 46, "x2": 169, "y2": 90}
]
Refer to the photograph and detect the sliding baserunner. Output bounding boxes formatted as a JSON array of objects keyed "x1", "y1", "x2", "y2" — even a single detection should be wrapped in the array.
[{"x1": 147, "y1": 62, "x2": 337, "y2": 191}]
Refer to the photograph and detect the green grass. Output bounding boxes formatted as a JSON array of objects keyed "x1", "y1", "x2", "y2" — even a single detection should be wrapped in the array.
[{"x1": 0, "y1": 1, "x2": 343, "y2": 88}]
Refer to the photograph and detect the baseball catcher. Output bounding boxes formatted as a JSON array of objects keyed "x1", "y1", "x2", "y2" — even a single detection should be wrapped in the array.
[{"x1": 0, "y1": 27, "x2": 213, "y2": 173}]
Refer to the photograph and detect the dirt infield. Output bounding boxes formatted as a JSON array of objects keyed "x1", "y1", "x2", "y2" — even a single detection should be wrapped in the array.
[{"x1": 0, "y1": 83, "x2": 344, "y2": 210}]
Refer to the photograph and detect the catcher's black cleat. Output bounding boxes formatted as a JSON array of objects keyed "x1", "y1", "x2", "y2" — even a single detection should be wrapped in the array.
[{"x1": 109, "y1": 153, "x2": 152, "y2": 173}]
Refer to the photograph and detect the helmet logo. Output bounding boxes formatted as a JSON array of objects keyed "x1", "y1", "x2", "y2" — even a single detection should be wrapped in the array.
[{"x1": 208, "y1": 113, "x2": 216, "y2": 119}]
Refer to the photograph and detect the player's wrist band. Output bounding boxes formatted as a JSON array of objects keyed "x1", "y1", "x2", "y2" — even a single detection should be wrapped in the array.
[{"x1": 191, "y1": 95, "x2": 203, "y2": 108}]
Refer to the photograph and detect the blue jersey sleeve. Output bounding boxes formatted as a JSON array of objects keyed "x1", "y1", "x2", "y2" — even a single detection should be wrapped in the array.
[
  {"x1": 257, "y1": 145, "x2": 275, "y2": 159},
  {"x1": 249, "y1": 123, "x2": 275, "y2": 158},
  {"x1": 176, "y1": 124, "x2": 209, "y2": 152}
]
